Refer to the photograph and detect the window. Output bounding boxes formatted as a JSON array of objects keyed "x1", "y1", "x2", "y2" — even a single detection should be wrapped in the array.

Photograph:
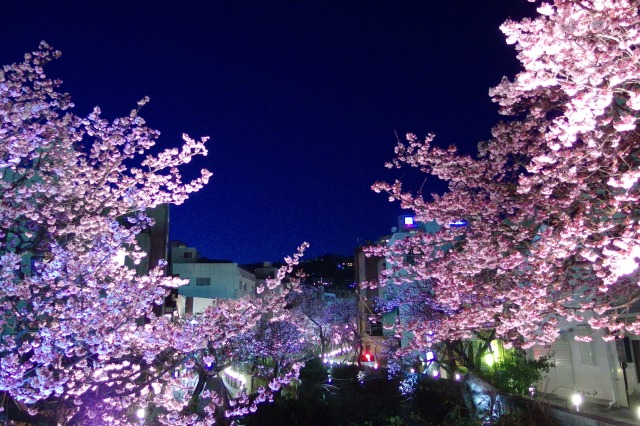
[
  {"x1": 576, "y1": 325, "x2": 596, "y2": 365},
  {"x1": 184, "y1": 252, "x2": 193, "y2": 258},
  {"x1": 195, "y1": 277, "x2": 210, "y2": 286},
  {"x1": 369, "y1": 319, "x2": 383, "y2": 336}
]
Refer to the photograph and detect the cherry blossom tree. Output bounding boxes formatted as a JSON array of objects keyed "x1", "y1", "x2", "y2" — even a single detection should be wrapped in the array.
[
  {"x1": 179, "y1": 312, "x2": 313, "y2": 423},
  {"x1": 369, "y1": 0, "x2": 640, "y2": 350},
  {"x1": 288, "y1": 286, "x2": 360, "y2": 361},
  {"x1": 288, "y1": 286, "x2": 333, "y2": 357},
  {"x1": 0, "y1": 43, "x2": 308, "y2": 424},
  {"x1": 324, "y1": 297, "x2": 362, "y2": 362},
  {"x1": 245, "y1": 315, "x2": 315, "y2": 384}
]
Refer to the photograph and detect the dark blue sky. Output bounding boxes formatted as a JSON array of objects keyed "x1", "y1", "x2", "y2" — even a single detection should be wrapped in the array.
[{"x1": 1, "y1": 1, "x2": 536, "y2": 264}]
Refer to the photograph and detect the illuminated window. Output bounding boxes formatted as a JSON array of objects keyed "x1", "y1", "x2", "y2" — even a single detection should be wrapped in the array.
[{"x1": 404, "y1": 217, "x2": 414, "y2": 226}]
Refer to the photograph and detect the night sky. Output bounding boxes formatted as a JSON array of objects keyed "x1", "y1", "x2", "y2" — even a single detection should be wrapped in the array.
[{"x1": 1, "y1": 1, "x2": 536, "y2": 264}]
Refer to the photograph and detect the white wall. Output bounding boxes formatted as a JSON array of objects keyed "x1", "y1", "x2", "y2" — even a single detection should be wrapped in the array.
[
  {"x1": 173, "y1": 262, "x2": 256, "y2": 300},
  {"x1": 176, "y1": 295, "x2": 215, "y2": 316},
  {"x1": 532, "y1": 327, "x2": 623, "y2": 405},
  {"x1": 171, "y1": 246, "x2": 199, "y2": 264},
  {"x1": 569, "y1": 328, "x2": 618, "y2": 402}
]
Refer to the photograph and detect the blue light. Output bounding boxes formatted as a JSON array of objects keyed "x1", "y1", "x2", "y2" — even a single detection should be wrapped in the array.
[{"x1": 449, "y1": 219, "x2": 467, "y2": 227}]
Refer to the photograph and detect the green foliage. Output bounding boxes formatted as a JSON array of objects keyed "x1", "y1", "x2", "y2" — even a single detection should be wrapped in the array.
[
  {"x1": 486, "y1": 351, "x2": 554, "y2": 395},
  {"x1": 299, "y1": 357, "x2": 328, "y2": 383},
  {"x1": 243, "y1": 370, "x2": 404, "y2": 426},
  {"x1": 331, "y1": 364, "x2": 360, "y2": 381},
  {"x1": 243, "y1": 358, "x2": 558, "y2": 425},
  {"x1": 411, "y1": 376, "x2": 467, "y2": 425}
]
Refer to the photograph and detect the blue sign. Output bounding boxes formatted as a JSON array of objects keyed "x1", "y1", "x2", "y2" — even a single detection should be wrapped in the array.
[{"x1": 449, "y1": 219, "x2": 467, "y2": 227}]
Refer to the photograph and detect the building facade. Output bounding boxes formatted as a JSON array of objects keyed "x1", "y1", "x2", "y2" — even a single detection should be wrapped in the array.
[{"x1": 170, "y1": 243, "x2": 256, "y2": 316}]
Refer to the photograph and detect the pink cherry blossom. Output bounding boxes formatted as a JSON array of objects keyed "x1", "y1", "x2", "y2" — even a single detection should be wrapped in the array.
[
  {"x1": 0, "y1": 43, "x2": 309, "y2": 424},
  {"x1": 369, "y1": 0, "x2": 640, "y2": 351}
]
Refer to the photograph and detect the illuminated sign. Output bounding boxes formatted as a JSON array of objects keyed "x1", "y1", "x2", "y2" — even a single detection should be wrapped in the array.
[
  {"x1": 360, "y1": 352, "x2": 376, "y2": 363},
  {"x1": 449, "y1": 219, "x2": 467, "y2": 227},
  {"x1": 401, "y1": 216, "x2": 418, "y2": 230}
]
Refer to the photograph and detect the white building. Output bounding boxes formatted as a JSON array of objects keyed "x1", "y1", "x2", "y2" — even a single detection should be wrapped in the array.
[
  {"x1": 530, "y1": 317, "x2": 640, "y2": 408},
  {"x1": 170, "y1": 243, "x2": 256, "y2": 316}
]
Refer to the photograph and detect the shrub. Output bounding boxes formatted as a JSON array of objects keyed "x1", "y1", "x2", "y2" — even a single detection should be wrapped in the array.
[{"x1": 487, "y1": 351, "x2": 554, "y2": 395}]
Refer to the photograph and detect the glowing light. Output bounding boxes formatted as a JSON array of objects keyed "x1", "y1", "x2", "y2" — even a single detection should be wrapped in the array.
[
  {"x1": 484, "y1": 353, "x2": 495, "y2": 366},
  {"x1": 432, "y1": 370, "x2": 439, "y2": 378},
  {"x1": 449, "y1": 219, "x2": 467, "y2": 227},
  {"x1": 410, "y1": 368, "x2": 415, "y2": 374},
  {"x1": 426, "y1": 351, "x2": 434, "y2": 361},
  {"x1": 136, "y1": 408, "x2": 145, "y2": 419},
  {"x1": 223, "y1": 367, "x2": 246, "y2": 386},
  {"x1": 399, "y1": 374, "x2": 417, "y2": 397},
  {"x1": 455, "y1": 373, "x2": 461, "y2": 381},
  {"x1": 404, "y1": 217, "x2": 415, "y2": 226},
  {"x1": 571, "y1": 394, "x2": 582, "y2": 411}
]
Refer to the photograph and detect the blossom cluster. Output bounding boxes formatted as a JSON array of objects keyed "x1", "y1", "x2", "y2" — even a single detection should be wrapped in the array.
[
  {"x1": 0, "y1": 43, "x2": 308, "y2": 424},
  {"x1": 369, "y1": 0, "x2": 640, "y2": 349}
]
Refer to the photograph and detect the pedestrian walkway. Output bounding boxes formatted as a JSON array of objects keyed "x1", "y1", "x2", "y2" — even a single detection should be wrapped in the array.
[{"x1": 539, "y1": 392, "x2": 640, "y2": 425}]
